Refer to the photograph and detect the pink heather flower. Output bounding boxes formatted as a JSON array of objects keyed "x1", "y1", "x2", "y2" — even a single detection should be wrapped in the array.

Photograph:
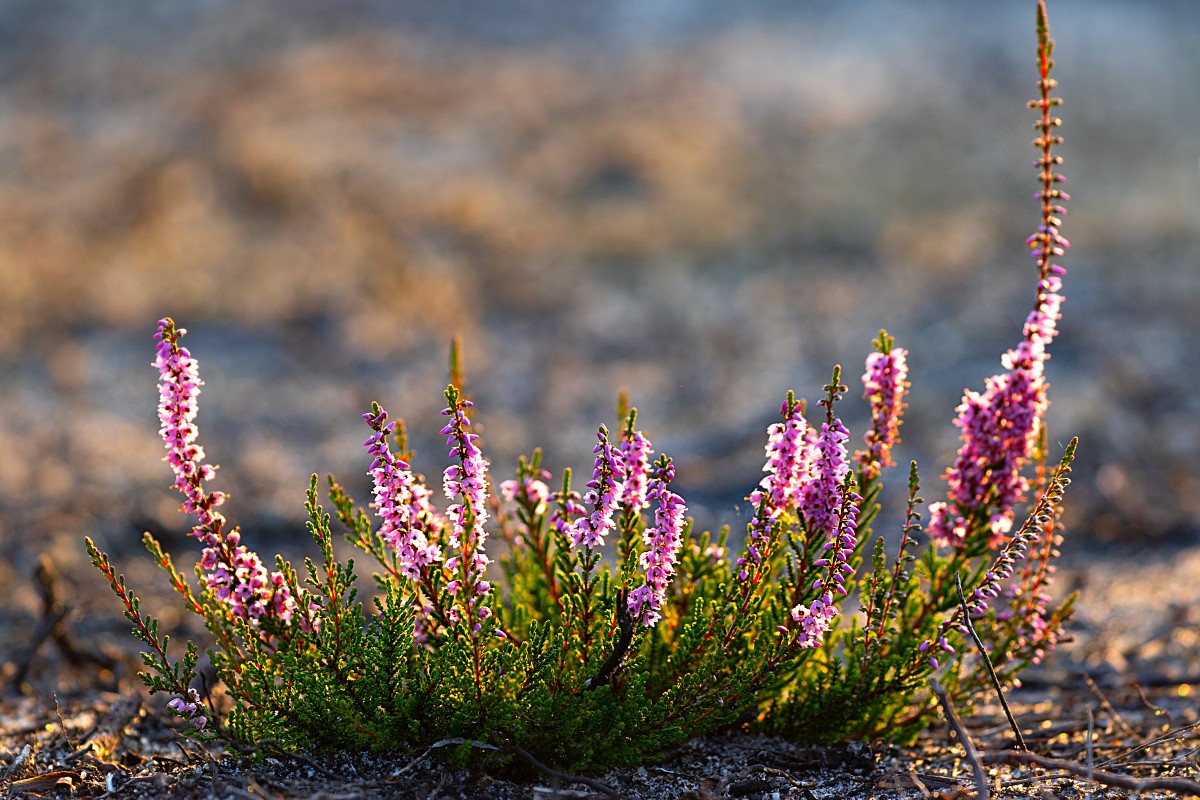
[
  {"x1": 693, "y1": 542, "x2": 726, "y2": 563},
  {"x1": 754, "y1": 394, "x2": 812, "y2": 511},
  {"x1": 167, "y1": 688, "x2": 207, "y2": 730},
  {"x1": 440, "y1": 390, "x2": 493, "y2": 633},
  {"x1": 568, "y1": 425, "x2": 627, "y2": 549},
  {"x1": 154, "y1": 320, "x2": 224, "y2": 546},
  {"x1": 618, "y1": 429, "x2": 654, "y2": 510},
  {"x1": 788, "y1": 595, "x2": 838, "y2": 649},
  {"x1": 627, "y1": 458, "x2": 687, "y2": 627},
  {"x1": 549, "y1": 483, "x2": 586, "y2": 539},
  {"x1": 737, "y1": 395, "x2": 812, "y2": 582},
  {"x1": 859, "y1": 341, "x2": 909, "y2": 480},
  {"x1": 788, "y1": 482, "x2": 862, "y2": 649},
  {"x1": 364, "y1": 407, "x2": 443, "y2": 580},
  {"x1": 499, "y1": 471, "x2": 551, "y2": 516},
  {"x1": 1003, "y1": 580, "x2": 1058, "y2": 665},
  {"x1": 920, "y1": 456, "x2": 1072, "y2": 668},
  {"x1": 154, "y1": 319, "x2": 299, "y2": 629},
  {"x1": 799, "y1": 418, "x2": 850, "y2": 536},
  {"x1": 930, "y1": 257, "x2": 1065, "y2": 550}
]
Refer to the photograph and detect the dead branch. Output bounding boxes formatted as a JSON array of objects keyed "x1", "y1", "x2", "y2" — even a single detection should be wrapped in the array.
[
  {"x1": 932, "y1": 678, "x2": 988, "y2": 800},
  {"x1": 983, "y1": 749, "x2": 1200, "y2": 796}
]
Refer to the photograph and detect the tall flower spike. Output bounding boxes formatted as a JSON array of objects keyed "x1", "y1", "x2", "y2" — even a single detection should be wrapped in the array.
[
  {"x1": 568, "y1": 425, "x2": 627, "y2": 550},
  {"x1": 800, "y1": 418, "x2": 851, "y2": 536},
  {"x1": 928, "y1": 11, "x2": 1067, "y2": 551},
  {"x1": 800, "y1": 369, "x2": 850, "y2": 537},
  {"x1": 788, "y1": 476, "x2": 862, "y2": 649},
  {"x1": 753, "y1": 391, "x2": 811, "y2": 511},
  {"x1": 618, "y1": 419, "x2": 654, "y2": 511},
  {"x1": 627, "y1": 456, "x2": 687, "y2": 627},
  {"x1": 737, "y1": 393, "x2": 811, "y2": 582},
  {"x1": 154, "y1": 318, "x2": 300, "y2": 627},
  {"x1": 364, "y1": 404, "x2": 443, "y2": 580},
  {"x1": 440, "y1": 385, "x2": 493, "y2": 633},
  {"x1": 858, "y1": 332, "x2": 909, "y2": 482},
  {"x1": 154, "y1": 318, "x2": 225, "y2": 546}
]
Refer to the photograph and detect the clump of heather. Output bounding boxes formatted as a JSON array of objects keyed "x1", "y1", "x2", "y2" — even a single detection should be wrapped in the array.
[{"x1": 88, "y1": 1, "x2": 1077, "y2": 771}]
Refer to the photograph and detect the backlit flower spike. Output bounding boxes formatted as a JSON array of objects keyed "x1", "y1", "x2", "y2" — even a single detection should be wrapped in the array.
[
  {"x1": 155, "y1": 318, "x2": 298, "y2": 628},
  {"x1": 363, "y1": 403, "x2": 444, "y2": 580},
  {"x1": 737, "y1": 392, "x2": 811, "y2": 582},
  {"x1": 440, "y1": 385, "x2": 493, "y2": 634},
  {"x1": 788, "y1": 475, "x2": 862, "y2": 649},
  {"x1": 754, "y1": 391, "x2": 811, "y2": 511},
  {"x1": 154, "y1": 318, "x2": 225, "y2": 547},
  {"x1": 568, "y1": 424, "x2": 627, "y2": 550},
  {"x1": 627, "y1": 455, "x2": 687, "y2": 627},
  {"x1": 618, "y1": 410, "x2": 654, "y2": 511},
  {"x1": 858, "y1": 331, "x2": 909, "y2": 482},
  {"x1": 929, "y1": 10, "x2": 1067, "y2": 552},
  {"x1": 799, "y1": 368, "x2": 851, "y2": 537}
]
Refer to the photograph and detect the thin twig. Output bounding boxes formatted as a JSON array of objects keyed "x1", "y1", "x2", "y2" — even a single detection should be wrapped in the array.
[
  {"x1": 984, "y1": 750, "x2": 1200, "y2": 796},
  {"x1": 1081, "y1": 671, "x2": 1136, "y2": 739},
  {"x1": 955, "y1": 573, "x2": 1026, "y2": 750},
  {"x1": 1097, "y1": 720, "x2": 1200, "y2": 769},
  {"x1": 931, "y1": 678, "x2": 988, "y2": 800},
  {"x1": 1085, "y1": 706, "x2": 1095, "y2": 791}
]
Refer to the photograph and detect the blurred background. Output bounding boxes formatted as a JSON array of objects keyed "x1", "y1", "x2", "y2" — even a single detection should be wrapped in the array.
[{"x1": 1, "y1": 0, "x2": 1198, "y2": 605}]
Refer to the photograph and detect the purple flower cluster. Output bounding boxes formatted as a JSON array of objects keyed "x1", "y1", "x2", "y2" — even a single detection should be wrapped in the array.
[
  {"x1": 927, "y1": 274, "x2": 1063, "y2": 550},
  {"x1": 440, "y1": 393, "x2": 493, "y2": 632},
  {"x1": 549, "y1": 484, "x2": 586, "y2": 540},
  {"x1": 737, "y1": 398, "x2": 811, "y2": 581},
  {"x1": 799, "y1": 419, "x2": 850, "y2": 536},
  {"x1": 1002, "y1": 578, "x2": 1057, "y2": 665},
  {"x1": 155, "y1": 319, "x2": 299, "y2": 628},
  {"x1": 756, "y1": 396, "x2": 812, "y2": 511},
  {"x1": 618, "y1": 430, "x2": 654, "y2": 510},
  {"x1": 788, "y1": 483, "x2": 861, "y2": 649},
  {"x1": 364, "y1": 407, "x2": 443, "y2": 580},
  {"x1": 859, "y1": 344, "x2": 909, "y2": 480},
  {"x1": 154, "y1": 320, "x2": 225, "y2": 544},
  {"x1": 569, "y1": 426, "x2": 627, "y2": 549},
  {"x1": 167, "y1": 688, "x2": 207, "y2": 730},
  {"x1": 922, "y1": 458, "x2": 1071, "y2": 669},
  {"x1": 499, "y1": 471, "x2": 552, "y2": 516},
  {"x1": 787, "y1": 595, "x2": 838, "y2": 649},
  {"x1": 627, "y1": 458, "x2": 687, "y2": 627}
]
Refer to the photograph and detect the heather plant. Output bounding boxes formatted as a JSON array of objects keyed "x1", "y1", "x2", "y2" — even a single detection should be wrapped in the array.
[{"x1": 86, "y1": 2, "x2": 1076, "y2": 772}]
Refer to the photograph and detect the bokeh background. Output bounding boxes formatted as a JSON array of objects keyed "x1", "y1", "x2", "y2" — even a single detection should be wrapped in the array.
[{"x1": 1, "y1": 0, "x2": 1198, "y2": 605}]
